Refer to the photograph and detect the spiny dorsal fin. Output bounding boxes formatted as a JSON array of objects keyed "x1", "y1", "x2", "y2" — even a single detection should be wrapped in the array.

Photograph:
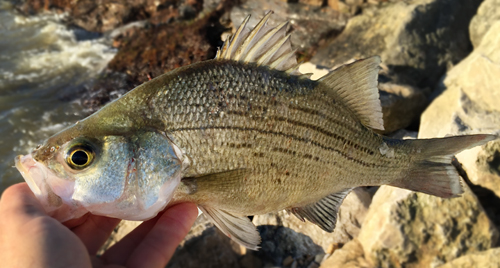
[
  {"x1": 319, "y1": 56, "x2": 384, "y2": 131},
  {"x1": 287, "y1": 188, "x2": 352, "y2": 232},
  {"x1": 199, "y1": 206, "x2": 261, "y2": 250},
  {"x1": 215, "y1": 11, "x2": 300, "y2": 75}
]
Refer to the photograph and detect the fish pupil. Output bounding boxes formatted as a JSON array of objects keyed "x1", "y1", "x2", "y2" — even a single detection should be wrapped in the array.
[{"x1": 72, "y1": 150, "x2": 89, "y2": 166}]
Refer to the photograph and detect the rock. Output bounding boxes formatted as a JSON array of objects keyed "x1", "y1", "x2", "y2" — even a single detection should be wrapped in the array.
[
  {"x1": 298, "y1": 0, "x2": 325, "y2": 6},
  {"x1": 239, "y1": 252, "x2": 263, "y2": 268},
  {"x1": 311, "y1": 0, "x2": 480, "y2": 89},
  {"x1": 327, "y1": 0, "x2": 351, "y2": 14},
  {"x1": 320, "y1": 239, "x2": 372, "y2": 268},
  {"x1": 253, "y1": 188, "x2": 372, "y2": 252},
  {"x1": 469, "y1": 0, "x2": 500, "y2": 48},
  {"x1": 229, "y1": 0, "x2": 348, "y2": 59},
  {"x1": 167, "y1": 214, "x2": 243, "y2": 268},
  {"x1": 436, "y1": 247, "x2": 500, "y2": 268},
  {"x1": 378, "y1": 83, "x2": 428, "y2": 133},
  {"x1": 19, "y1": 0, "x2": 205, "y2": 33},
  {"x1": 255, "y1": 224, "x2": 324, "y2": 267},
  {"x1": 357, "y1": 185, "x2": 499, "y2": 268},
  {"x1": 83, "y1": 4, "x2": 227, "y2": 111},
  {"x1": 419, "y1": 20, "x2": 500, "y2": 199}
]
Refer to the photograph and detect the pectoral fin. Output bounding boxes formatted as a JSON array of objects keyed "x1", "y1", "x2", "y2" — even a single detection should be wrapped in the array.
[
  {"x1": 199, "y1": 206, "x2": 261, "y2": 250},
  {"x1": 287, "y1": 188, "x2": 352, "y2": 232}
]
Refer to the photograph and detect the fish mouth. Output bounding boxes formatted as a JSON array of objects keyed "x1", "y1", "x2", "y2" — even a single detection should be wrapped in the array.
[
  {"x1": 15, "y1": 154, "x2": 45, "y2": 196},
  {"x1": 15, "y1": 154, "x2": 86, "y2": 222}
]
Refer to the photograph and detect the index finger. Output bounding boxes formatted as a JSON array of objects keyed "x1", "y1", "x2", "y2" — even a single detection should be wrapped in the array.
[
  {"x1": 0, "y1": 183, "x2": 47, "y2": 224},
  {"x1": 125, "y1": 202, "x2": 198, "y2": 268}
]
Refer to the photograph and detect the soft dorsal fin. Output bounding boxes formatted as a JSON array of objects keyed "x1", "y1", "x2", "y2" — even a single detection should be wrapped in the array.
[
  {"x1": 319, "y1": 56, "x2": 384, "y2": 131},
  {"x1": 215, "y1": 11, "x2": 300, "y2": 74},
  {"x1": 287, "y1": 188, "x2": 352, "y2": 232}
]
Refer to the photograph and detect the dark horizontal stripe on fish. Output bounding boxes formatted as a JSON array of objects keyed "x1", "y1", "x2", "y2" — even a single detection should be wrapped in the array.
[
  {"x1": 171, "y1": 126, "x2": 382, "y2": 168},
  {"x1": 288, "y1": 104, "x2": 362, "y2": 138},
  {"x1": 224, "y1": 110, "x2": 375, "y2": 157},
  {"x1": 207, "y1": 91, "x2": 361, "y2": 138}
]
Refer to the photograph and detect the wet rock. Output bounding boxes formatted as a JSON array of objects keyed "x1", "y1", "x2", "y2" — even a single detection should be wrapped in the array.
[
  {"x1": 229, "y1": 0, "x2": 348, "y2": 60},
  {"x1": 419, "y1": 19, "x2": 500, "y2": 199},
  {"x1": 436, "y1": 247, "x2": 500, "y2": 268},
  {"x1": 83, "y1": 3, "x2": 229, "y2": 111},
  {"x1": 357, "y1": 185, "x2": 499, "y2": 268},
  {"x1": 320, "y1": 239, "x2": 372, "y2": 268},
  {"x1": 311, "y1": 0, "x2": 481, "y2": 89},
  {"x1": 19, "y1": 0, "x2": 205, "y2": 33},
  {"x1": 253, "y1": 188, "x2": 372, "y2": 252},
  {"x1": 469, "y1": 0, "x2": 500, "y2": 48}
]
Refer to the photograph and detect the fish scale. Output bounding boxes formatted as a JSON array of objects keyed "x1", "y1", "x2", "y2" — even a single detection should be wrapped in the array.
[
  {"x1": 15, "y1": 12, "x2": 498, "y2": 250},
  {"x1": 150, "y1": 60, "x2": 397, "y2": 212}
]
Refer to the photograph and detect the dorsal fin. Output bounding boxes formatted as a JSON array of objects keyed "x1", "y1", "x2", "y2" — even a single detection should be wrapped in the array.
[
  {"x1": 319, "y1": 56, "x2": 384, "y2": 131},
  {"x1": 215, "y1": 11, "x2": 300, "y2": 75}
]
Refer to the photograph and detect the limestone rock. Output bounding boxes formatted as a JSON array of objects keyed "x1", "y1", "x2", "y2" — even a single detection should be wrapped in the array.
[
  {"x1": 469, "y1": 0, "x2": 500, "y2": 48},
  {"x1": 419, "y1": 21, "x2": 500, "y2": 199},
  {"x1": 320, "y1": 239, "x2": 372, "y2": 268},
  {"x1": 311, "y1": 0, "x2": 480, "y2": 89},
  {"x1": 253, "y1": 188, "x2": 372, "y2": 252},
  {"x1": 378, "y1": 83, "x2": 428, "y2": 133},
  {"x1": 436, "y1": 247, "x2": 500, "y2": 268},
  {"x1": 357, "y1": 185, "x2": 499, "y2": 268}
]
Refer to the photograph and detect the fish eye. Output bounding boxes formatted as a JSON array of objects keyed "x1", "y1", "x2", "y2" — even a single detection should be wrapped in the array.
[{"x1": 66, "y1": 144, "x2": 95, "y2": 170}]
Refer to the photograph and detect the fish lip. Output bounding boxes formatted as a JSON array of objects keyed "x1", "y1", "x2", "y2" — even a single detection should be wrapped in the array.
[{"x1": 15, "y1": 154, "x2": 44, "y2": 196}]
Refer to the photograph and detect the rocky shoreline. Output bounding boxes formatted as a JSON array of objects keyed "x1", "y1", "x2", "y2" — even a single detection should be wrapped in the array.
[{"x1": 15, "y1": 0, "x2": 500, "y2": 267}]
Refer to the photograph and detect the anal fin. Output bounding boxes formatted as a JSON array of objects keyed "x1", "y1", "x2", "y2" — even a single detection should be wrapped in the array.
[
  {"x1": 287, "y1": 188, "x2": 352, "y2": 232},
  {"x1": 200, "y1": 206, "x2": 261, "y2": 250}
]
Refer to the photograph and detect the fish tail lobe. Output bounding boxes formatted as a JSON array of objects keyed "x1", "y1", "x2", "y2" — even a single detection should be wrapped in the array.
[{"x1": 389, "y1": 134, "x2": 498, "y2": 198}]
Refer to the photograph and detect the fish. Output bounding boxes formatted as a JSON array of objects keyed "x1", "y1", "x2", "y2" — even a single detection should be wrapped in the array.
[{"x1": 15, "y1": 11, "x2": 498, "y2": 249}]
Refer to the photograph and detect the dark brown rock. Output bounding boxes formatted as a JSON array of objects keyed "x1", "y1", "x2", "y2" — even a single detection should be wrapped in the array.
[{"x1": 18, "y1": 0, "x2": 205, "y2": 33}]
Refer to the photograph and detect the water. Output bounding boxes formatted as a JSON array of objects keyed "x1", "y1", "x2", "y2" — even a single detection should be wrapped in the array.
[{"x1": 0, "y1": 2, "x2": 116, "y2": 193}]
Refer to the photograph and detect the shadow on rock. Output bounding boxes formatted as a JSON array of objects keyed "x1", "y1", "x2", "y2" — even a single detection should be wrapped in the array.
[{"x1": 255, "y1": 225, "x2": 324, "y2": 267}]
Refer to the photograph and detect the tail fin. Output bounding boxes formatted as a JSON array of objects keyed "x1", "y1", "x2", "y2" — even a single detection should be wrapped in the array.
[{"x1": 388, "y1": 134, "x2": 497, "y2": 198}]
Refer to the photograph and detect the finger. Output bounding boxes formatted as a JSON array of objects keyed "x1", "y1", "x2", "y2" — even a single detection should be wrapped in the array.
[
  {"x1": 69, "y1": 214, "x2": 121, "y2": 255},
  {"x1": 126, "y1": 203, "x2": 198, "y2": 268},
  {"x1": 101, "y1": 214, "x2": 161, "y2": 265},
  {"x1": 102, "y1": 203, "x2": 198, "y2": 267},
  {"x1": 63, "y1": 213, "x2": 91, "y2": 229},
  {"x1": 0, "y1": 183, "x2": 47, "y2": 225}
]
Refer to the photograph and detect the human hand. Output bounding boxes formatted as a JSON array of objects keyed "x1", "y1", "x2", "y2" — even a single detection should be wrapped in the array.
[{"x1": 0, "y1": 183, "x2": 198, "y2": 268}]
